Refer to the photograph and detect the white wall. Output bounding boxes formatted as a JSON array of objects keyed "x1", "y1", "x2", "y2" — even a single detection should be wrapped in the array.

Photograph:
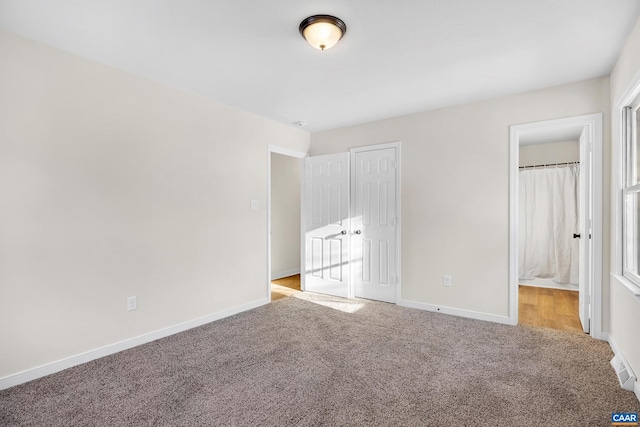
[
  {"x1": 0, "y1": 31, "x2": 310, "y2": 379},
  {"x1": 310, "y1": 77, "x2": 610, "y2": 321},
  {"x1": 609, "y1": 17, "x2": 640, "y2": 389},
  {"x1": 519, "y1": 140, "x2": 579, "y2": 166},
  {"x1": 271, "y1": 153, "x2": 301, "y2": 279}
]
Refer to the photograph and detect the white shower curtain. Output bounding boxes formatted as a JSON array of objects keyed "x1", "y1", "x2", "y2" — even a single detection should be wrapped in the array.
[{"x1": 518, "y1": 165, "x2": 579, "y2": 284}]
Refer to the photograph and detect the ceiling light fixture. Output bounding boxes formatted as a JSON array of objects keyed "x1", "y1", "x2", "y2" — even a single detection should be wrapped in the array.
[{"x1": 299, "y1": 15, "x2": 346, "y2": 51}]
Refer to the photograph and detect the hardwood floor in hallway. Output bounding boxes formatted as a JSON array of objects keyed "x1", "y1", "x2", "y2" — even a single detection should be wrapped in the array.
[
  {"x1": 518, "y1": 285, "x2": 584, "y2": 334},
  {"x1": 271, "y1": 274, "x2": 301, "y2": 302}
]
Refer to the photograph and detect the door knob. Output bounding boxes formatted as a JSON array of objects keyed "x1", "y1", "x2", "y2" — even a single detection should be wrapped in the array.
[
  {"x1": 341, "y1": 230, "x2": 347, "y2": 235},
  {"x1": 354, "y1": 230, "x2": 361, "y2": 235}
]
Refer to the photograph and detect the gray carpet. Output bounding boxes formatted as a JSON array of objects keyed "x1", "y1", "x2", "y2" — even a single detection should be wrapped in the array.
[{"x1": 1, "y1": 292, "x2": 638, "y2": 426}]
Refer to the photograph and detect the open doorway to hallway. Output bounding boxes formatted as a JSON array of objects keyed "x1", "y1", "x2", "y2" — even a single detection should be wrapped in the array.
[
  {"x1": 268, "y1": 145, "x2": 306, "y2": 302},
  {"x1": 271, "y1": 274, "x2": 301, "y2": 302}
]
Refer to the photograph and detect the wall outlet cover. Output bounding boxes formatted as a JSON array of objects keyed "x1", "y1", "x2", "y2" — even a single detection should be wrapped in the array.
[{"x1": 127, "y1": 296, "x2": 137, "y2": 311}]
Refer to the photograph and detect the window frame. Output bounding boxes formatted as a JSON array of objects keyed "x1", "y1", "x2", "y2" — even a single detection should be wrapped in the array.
[{"x1": 622, "y1": 99, "x2": 640, "y2": 287}]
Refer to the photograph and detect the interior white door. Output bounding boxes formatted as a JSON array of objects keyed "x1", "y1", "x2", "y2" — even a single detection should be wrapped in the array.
[
  {"x1": 303, "y1": 153, "x2": 350, "y2": 297},
  {"x1": 352, "y1": 147, "x2": 398, "y2": 303},
  {"x1": 578, "y1": 129, "x2": 592, "y2": 333}
]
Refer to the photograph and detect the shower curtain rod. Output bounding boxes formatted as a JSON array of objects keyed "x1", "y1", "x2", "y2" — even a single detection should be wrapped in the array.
[{"x1": 519, "y1": 161, "x2": 580, "y2": 169}]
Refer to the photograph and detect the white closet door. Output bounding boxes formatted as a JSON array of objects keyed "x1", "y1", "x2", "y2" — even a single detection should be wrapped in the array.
[
  {"x1": 352, "y1": 148, "x2": 398, "y2": 303},
  {"x1": 303, "y1": 153, "x2": 350, "y2": 297}
]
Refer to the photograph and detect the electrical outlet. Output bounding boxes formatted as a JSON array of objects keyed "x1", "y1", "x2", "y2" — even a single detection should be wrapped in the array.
[
  {"x1": 443, "y1": 275, "x2": 452, "y2": 287},
  {"x1": 127, "y1": 296, "x2": 137, "y2": 311}
]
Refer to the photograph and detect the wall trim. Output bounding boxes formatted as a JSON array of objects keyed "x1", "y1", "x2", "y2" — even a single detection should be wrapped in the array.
[
  {"x1": 271, "y1": 268, "x2": 301, "y2": 280},
  {"x1": 398, "y1": 299, "x2": 512, "y2": 326},
  {"x1": 0, "y1": 297, "x2": 269, "y2": 391}
]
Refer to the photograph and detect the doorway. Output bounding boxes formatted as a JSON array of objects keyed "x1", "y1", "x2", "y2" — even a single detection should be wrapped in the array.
[
  {"x1": 517, "y1": 139, "x2": 582, "y2": 332},
  {"x1": 267, "y1": 145, "x2": 306, "y2": 302},
  {"x1": 509, "y1": 114, "x2": 603, "y2": 338}
]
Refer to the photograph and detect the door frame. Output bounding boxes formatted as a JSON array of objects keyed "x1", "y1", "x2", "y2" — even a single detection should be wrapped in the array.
[
  {"x1": 508, "y1": 113, "x2": 603, "y2": 338},
  {"x1": 350, "y1": 142, "x2": 402, "y2": 302},
  {"x1": 267, "y1": 144, "x2": 307, "y2": 302}
]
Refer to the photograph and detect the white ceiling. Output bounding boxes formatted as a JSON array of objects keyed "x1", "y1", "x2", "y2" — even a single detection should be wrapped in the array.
[{"x1": 1, "y1": 0, "x2": 639, "y2": 132}]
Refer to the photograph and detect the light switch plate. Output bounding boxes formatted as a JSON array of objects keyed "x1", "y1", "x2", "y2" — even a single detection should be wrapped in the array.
[{"x1": 443, "y1": 275, "x2": 452, "y2": 287}]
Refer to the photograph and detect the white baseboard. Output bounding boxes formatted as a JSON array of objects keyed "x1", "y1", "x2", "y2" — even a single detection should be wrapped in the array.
[
  {"x1": 609, "y1": 336, "x2": 624, "y2": 365},
  {"x1": 0, "y1": 297, "x2": 269, "y2": 391},
  {"x1": 397, "y1": 299, "x2": 512, "y2": 325},
  {"x1": 271, "y1": 268, "x2": 300, "y2": 280}
]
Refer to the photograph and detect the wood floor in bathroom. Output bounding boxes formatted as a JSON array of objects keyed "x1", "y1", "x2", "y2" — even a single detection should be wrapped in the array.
[{"x1": 518, "y1": 285, "x2": 584, "y2": 333}]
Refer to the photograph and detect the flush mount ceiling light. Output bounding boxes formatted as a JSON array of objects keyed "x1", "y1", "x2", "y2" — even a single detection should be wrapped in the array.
[{"x1": 299, "y1": 15, "x2": 346, "y2": 51}]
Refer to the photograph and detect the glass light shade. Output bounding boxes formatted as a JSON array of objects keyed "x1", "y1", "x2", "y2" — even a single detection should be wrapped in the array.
[
  {"x1": 299, "y1": 15, "x2": 346, "y2": 51},
  {"x1": 303, "y1": 22, "x2": 343, "y2": 50}
]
